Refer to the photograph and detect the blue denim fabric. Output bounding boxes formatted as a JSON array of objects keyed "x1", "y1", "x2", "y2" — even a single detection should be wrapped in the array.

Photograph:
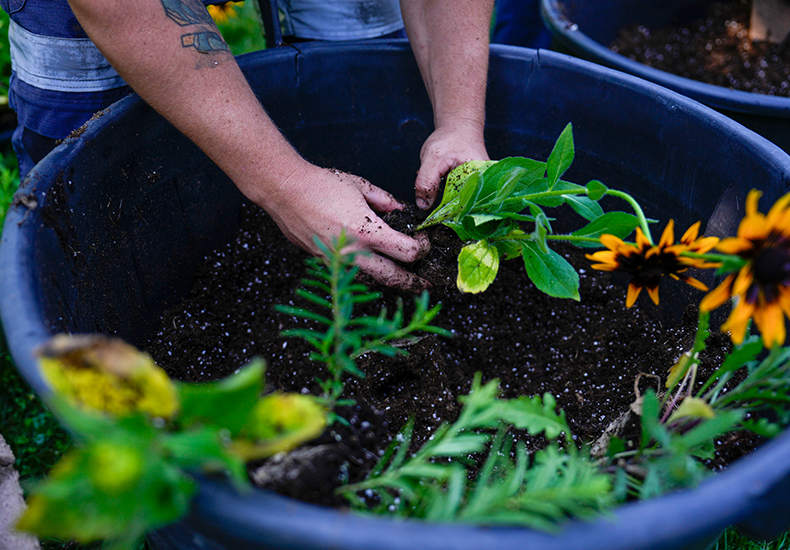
[
  {"x1": 492, "y1": 0, "x2": 552, "y2": 49},
  {"x1": 2, "y1": 0, "x2": 132, "y2": 175}
]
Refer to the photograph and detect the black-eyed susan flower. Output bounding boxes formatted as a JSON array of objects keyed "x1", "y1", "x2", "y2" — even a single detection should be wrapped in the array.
[
  {"x1": 587, "y1": 220, "x2": 720, "y2": 308},
  {"x1": 700, "y1": 190, "x2": 790, "y2": 348},
  {"x1": 207, "y1": 1, "x2": 240, "y2": 24},
  {"x1": 36, "y1": 334, "x2": 179, "y2": 419}
]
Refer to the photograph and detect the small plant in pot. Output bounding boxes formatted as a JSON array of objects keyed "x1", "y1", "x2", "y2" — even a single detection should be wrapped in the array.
[{"x1": 15, "y1": 125, "x2": 790, "y2": 549}]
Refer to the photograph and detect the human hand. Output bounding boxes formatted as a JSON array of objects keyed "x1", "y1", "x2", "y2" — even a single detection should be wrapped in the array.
[
  {"x1": 414, "y1": 122, "x2": 489, "y2": 210},
  {"x1": 260, "y1": 164, "x2": 431, "y2": 292}
]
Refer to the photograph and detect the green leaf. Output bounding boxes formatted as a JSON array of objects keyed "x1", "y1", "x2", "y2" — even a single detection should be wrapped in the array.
[
  {"x1": 439, "y1": 160, "x2": 496, "y2": 210},
  {"x1": 493, "y1": 234, "x2": 525, "y2": 261},
  {"x1": 570, "y1": 212, "x2": 641, "y2": 247},
  {"x1": 456, "y1": 171, "x2": 484, "y2": 220},
  {"x1": 176, "y1": 359, "x2": 264, "y2": 436},
  {"x1": 430, "y1": 432, "x2": 491, "y2": 456},
  {"x1": 161, "y1": 427, "x2": 247, "y2": 487},
  {"x1": 546, "y1": 123, "x2": 574, "y2": 188},
  {"x1": 457, "y1": 240, "x2": 500, "y2": 294},
  {"x1": 419, "y1": 161, "x2": 495, "y2": 228},
  {"x1": 494, "y1": 393, "x2": 571, "y2": 440},
  {"x1": 586, "y1": 180, "x2": 608, "y2": 201},
  {"x1": 563, "y1": 194, "x2": 604, "y2": 221},
  {"x1": 521, "y1": 241, "x2": 580, "y2": 300}
]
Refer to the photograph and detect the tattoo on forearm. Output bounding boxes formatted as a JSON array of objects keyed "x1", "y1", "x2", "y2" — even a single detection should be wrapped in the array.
[{"x1": 160, "y1": 0, "x2": 229, "y2": 54}]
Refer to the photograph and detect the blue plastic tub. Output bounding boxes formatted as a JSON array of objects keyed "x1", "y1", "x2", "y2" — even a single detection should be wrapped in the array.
[
  {"x1": 2, "y1": 41, "x2": 790, "y2": 550},
  {"x1": 540, "y1": 0, "x2": 790, "y2": 155}
]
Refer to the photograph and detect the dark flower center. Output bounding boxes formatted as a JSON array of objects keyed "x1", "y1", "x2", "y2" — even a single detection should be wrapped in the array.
[{"x1": 753, "y1": 245, "x2": 790, "y2": 285}]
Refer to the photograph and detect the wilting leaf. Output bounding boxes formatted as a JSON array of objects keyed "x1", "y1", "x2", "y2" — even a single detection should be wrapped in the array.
[{"x1": 36, "y1": 334, "x2": 178, "y2": 420}]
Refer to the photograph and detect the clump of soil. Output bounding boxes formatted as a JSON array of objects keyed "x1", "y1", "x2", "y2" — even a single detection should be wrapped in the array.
[
  {"x1": 610, "y1": 0, "x2": 790, "y2": 96},
  {"x1": 144, "y1": 203, "x2": 738, "y2": 507}
]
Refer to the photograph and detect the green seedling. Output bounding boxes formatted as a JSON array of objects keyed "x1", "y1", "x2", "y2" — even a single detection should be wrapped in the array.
[{"x1": 418, "y1": 123, "x2": 648, "y2": 296}]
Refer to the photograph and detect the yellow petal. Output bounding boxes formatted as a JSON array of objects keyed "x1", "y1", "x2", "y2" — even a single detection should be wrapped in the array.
[
  {"x1": 754, "y1": 301, "x2": 786, "y2": 348},
  {"x1": 635, "y1": 227, "x2": 652, "y2": 249},
  {"x1": 739, "y1": 213, "x2": 769, "y2": 242},
  {"x1": 680, "y1": 221, "x2": 701, "y2": 244},
  {"x1": 731, "y1": 267, "x2": 754, "y2": 297},
  {"x1": 586, "y1": 251, "x2": 618, "y2": 264},
  {"x1": 589, "y1": 263, "x2": 619, "y2": 272},
  {"x1": 689, "y1": 236, "x2": 720, "y2": 254},
  {"x1": 765, "y1": 192, "x2": 790, "y2": 228},
  {"x1": 646, "y1": 284, "x2": 660, "y2": 305},
  {"x1": 722, "y1": 300, "x2": 756, "y2": 344},
  {"x1": 683, "y1": 276, "x2": 709, "y2": 292},
  {"x1": 716, "y1": 237, "x2": 754, "y2": 255},
  {"x1": 745, "y1": 189, "x2": 762, "y2": 217},
  {"x1": 658, "y1": 219, "x2": 675, "y2": 248},
  {"x1": 600, "y1": 233, "x2": 628, "y2": 251},
  {"x1": 626, "y1": 282, "x2": 642, "y2": 308},
  {"x1": 700, "y1": 275, "x2": 735, "y2": 311}
]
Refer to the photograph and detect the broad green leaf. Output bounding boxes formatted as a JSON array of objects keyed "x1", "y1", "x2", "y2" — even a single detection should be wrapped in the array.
[
  {"x1": 456, "y1": 171, "x2": 484, "y2": 220},
  {"x1": 177, "y1": 359, "x2": 264, "y2": 436},
  {"x1": 563, "y1": 194, "x2": 605, "y2": 221},
  {"x1": 494, "y1": 234, "x2": 524, "y2": 261},
  {"x1": 460, "y1": 215, "x2": 517, "y2": 240},
  {"x1": 586, "y1": 179, "x2": 608, "y2": 201},
  {"x1": 520, "y1": 241, "x2": 580, "y2": 300},
  {"x1": 546, "y1": 123, "x2": 574, "y2": 188},
  {"x1": 570, "y1": 212, "x2": 641, "y2": 248},
  {"x1": 457, "y1": 240, "x2": 500, "y2": 294},
  {"x1": 438, "y1": 160, "x2": 496, "y2": 210}
]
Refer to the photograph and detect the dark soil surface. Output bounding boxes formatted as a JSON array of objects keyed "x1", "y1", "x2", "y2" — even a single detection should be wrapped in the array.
[
  {"x1": 610, "y1": 0, "x2": 790, "y2": 96},
  {"x1": 145, "y1": 203, "x2": 747, "y2": 507}
]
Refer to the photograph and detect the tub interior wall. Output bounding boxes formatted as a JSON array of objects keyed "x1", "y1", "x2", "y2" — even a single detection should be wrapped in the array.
[
  {"x1": 25, "y1": 44, "x2": 790, "y2": 352},
  {"x1": 555, "y1": 0, "x2": 714, "y2": 45}
]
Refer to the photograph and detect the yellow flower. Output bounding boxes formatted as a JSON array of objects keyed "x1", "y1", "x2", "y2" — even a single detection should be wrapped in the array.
[
  {"x1": 700, "y1": 190, "x2": 790, "y2": 347},
  {"x1": 207, "y1": 2, "x2": 240, "y2": 24},
  {"x1": 587, "y1": 220, "x2": 719, "y2": 307},
  {"x1": 36, "y1": 334, "x2": 179, "y2": 419}
]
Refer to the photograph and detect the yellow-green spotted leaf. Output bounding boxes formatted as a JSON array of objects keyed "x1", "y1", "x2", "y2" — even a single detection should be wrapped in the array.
[
  {"x1": 457, "y1": 240, "x2": 500, "y2": 294},
  {"x1": 36, "y1": 334, "x2": 178, "y2": 419},
  {"x1": 234, "y1": 392, "x2": 328, "y2": 460},
  {"x1": 668, "y1": 397, "x2": 716, "y2": 423}
]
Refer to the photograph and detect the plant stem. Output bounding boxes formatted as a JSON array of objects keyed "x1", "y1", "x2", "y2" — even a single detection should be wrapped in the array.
[{"x1": 603, "y1": 189, "x2": 653, "y2": 244}]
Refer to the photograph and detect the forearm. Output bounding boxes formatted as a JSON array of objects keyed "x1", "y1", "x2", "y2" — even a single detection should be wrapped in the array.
[
  {"x1": 66, "y1": 0, "x2": 308, "y2": 210},
  {"x1": 66, "y1": 0, "x2": 431, "y2": 290},
  {"x1": 400, "y1": 0, "x2": 493, "y2": 132}
]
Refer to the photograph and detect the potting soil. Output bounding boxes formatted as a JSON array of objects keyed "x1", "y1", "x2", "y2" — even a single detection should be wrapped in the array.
[
  {"x1": 145, "y1": 203, "x2": 752, "y2": 507},
  {"x1": 610, "y1": 0, "x2": 790, "y2": 97}
]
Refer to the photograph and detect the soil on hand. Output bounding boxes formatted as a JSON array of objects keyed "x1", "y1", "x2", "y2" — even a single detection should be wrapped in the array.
[
  {"x1": 145, "y1": 203, "x2": 744, "y2": 508},
  {"x1": 610, "y1": 0, "x2": 790, "y2": 97}
]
